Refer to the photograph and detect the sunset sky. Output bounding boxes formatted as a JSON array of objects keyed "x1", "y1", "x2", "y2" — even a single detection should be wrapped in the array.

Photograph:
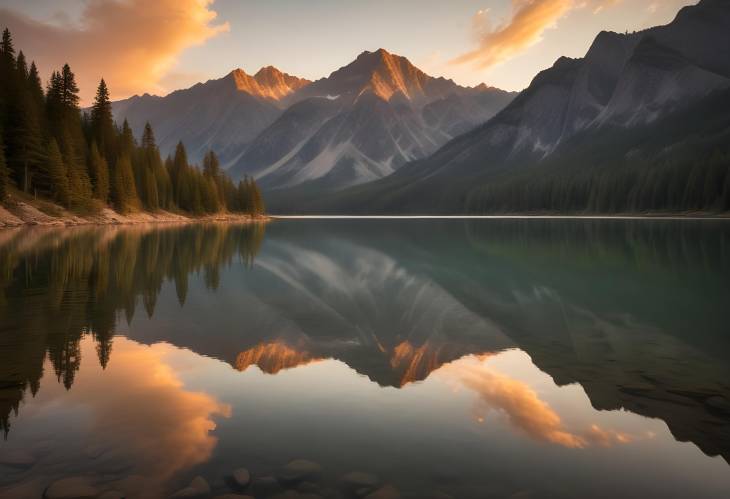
[{"x1": 0, "y1": 0, "x2": 696, "y2": 104}]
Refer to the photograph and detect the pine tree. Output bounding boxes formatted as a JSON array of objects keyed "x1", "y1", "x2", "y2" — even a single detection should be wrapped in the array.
[
  {"x1": 15, "y1": 50, "x2": 27, "y2": 80},
  {"x1": 141, "y1": 122, "x2": 155, "y2": 150},
  {"x1": 90, "y1": 79, "x2": 116, "y2": 163},
  {"x1": 171, "y1": 142, "x2": 189, "y2": 207},
  {"x1": 203, "y1": 150, "x2": 221, "y2": 180},
  {"x1": 60, "y1": 63, "x2": 80, "y2": 109},
  {"x1": 0, "y1": 136, "x2": 8, "y2": 200},
  {"x1": 250, "y1": 177, "x2": 265, "y2": 215},
  {"x1": 138, "y1": 123, "x2": 160, "y2": 210},
  {"x1": 88, "y1": 142, "x2": 110, "y2": 202},
  {"x1": 119, "y1": 119, "x2": 136, "y2": 157},
  {"x1": 236, "y1": 179, "x2": 251, "y2": 214},
  {"x1": 155, "y1": 158, "x2": 173, "y2": 210},
  {"x1": 8, "y1": 91, "x2": 45, "y2": 193},
  {"x1": 43, "y1": 139, "x2": 69, "y2": 206},
  {"x1": 45, "y1": 62, "x2": 90, "y2": 207},
  {"x1": 202, "y1": 175, "x2": 219, "y2": 213},
  {"x1": 111, "y1": 154, "x2": 138, "y2": 213},
  {"x1": 27, "y1": 62, "x2": 44, "y2": 108},
  {"x1": 0, "y1": 28, "x2": 16, "y2": 126},
  {"x1": 63, "y1": 128, "x2": 92, "y2": 208},
  {"x1": 4, "y1": 47, "x2": 44, "y2": 194}
]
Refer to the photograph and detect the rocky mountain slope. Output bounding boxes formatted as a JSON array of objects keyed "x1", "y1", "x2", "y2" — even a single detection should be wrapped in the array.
[
  {"x1": 112, "y1": 50, "x2": 514, "y2": 193},
  {"x1": 229, "y1": 49, "x2": 515, "y2": 191},
  {"x1": 112, "y1": 66, "x2": 311, "y2": 165},
  {"x1": 302, "y1": 0, "x2": 730, "y2": 214}
]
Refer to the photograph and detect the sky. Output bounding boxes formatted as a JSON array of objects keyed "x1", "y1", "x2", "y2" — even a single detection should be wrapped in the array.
[{"x1": 0, "y1": 0, "x2": 696, "y2": 104}]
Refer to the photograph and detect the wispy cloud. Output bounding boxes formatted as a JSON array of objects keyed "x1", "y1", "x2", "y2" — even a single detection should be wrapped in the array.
[
  {"x1": 438, "y1": 354, "x2": 641, "y2": 449},
  {"x1": 1, "y1": 0, "x2": 229, "y2": 104},
  {"x1": 450, "y1": 0, "x2": 623, "y2": 70}
]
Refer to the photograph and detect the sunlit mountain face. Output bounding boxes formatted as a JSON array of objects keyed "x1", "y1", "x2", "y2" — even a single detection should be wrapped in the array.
[
  {"x1": 112, "y1": 48, "x2": 516, "y2": 192},
  {"x1": 1, "y1": 219, "x2": 730, "y2": 498}
]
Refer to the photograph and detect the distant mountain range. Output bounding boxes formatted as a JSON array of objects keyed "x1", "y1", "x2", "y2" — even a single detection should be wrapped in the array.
[
  {"x1": 111, "y1": 66, "x2": 306, "y2": 169},
  {"x1": 300, "y1": 0, "x2": 730, "y2": 213},
  {"x1": 112, "y1": 0, "x2": 730, "y2": 214},
  {"x1": 112, "y1": 50, "x2": 515, "y2": 192}
]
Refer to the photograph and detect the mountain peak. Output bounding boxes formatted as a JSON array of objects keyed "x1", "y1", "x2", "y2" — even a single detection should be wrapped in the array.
[
  {"x1": 322, "y1": 48, "x2": 432, "y2": 102},
  {"x1": 227, "y1": 66, "x2": 310, "y2": 101},
  {"x1": 358, "y1": 47, "x2": 392, "y2": 61}
]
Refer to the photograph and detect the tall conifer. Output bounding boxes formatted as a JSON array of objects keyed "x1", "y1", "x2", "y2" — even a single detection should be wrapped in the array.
[
  {"x1": 0, "y1": 136, "x2": 8, "y2": 200},
  {"x1": 89, "y1": 142, "x2": 110, "y2": 202},
  {"x1": 44, "y1": 139, "x2": 69, "y2": 206},
  {"x1": 90, "y1": 79, "x2": 116, "y2": 162}
]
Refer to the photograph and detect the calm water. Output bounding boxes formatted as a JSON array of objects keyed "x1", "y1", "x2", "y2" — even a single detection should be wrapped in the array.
[{"x1": 1, "y1": 219, "x2": 730, "y2": 499}]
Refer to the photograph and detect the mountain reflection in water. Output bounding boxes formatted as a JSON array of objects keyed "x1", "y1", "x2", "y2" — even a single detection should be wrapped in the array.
[{"x1": 1, "y1": 219, "x2": 729, "y2": 499}]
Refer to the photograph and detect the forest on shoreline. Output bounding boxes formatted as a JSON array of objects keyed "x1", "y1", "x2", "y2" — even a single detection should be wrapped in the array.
[{"x1": 0, "y1": 28, "x2": 264, "y2": 218}]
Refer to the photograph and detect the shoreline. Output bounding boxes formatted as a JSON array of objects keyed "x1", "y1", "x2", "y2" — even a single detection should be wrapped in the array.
[
  {"x1": 3, "y1": 196, "x2": 728, "y2": 229},
  {"x1": 0, "y1": 199, "x2": 269, "y2": 229},
  {"x1": 271, "y1": 213, "x2": 730, "y2": 221}
]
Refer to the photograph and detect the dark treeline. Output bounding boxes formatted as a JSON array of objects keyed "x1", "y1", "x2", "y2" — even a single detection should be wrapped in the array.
[
  {"x1": 467, "y1": 150, "x2": 730, "y2": 214},
  {"x1": 0, "y1": 28, "x2": 264, "y2": 215},
  {"x1": 0, "y1": 223, "x2": 265, "y2": 437},
  {"x1": 466, "y1": 88, "x2": 730, "y2": 214}
]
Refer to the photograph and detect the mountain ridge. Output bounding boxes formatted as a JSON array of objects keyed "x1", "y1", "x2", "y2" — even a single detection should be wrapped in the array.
[
  {"x1": 228, "y1": 65, "x2": 311, "y2": 101},
  {"x1": 112, "y1": 50, "x2": 514, "y2": 180},
  {"x1": 286, "y1": 0, "x2": 730, "y2": 214},
  {"x1": 227, "y1": 48, "x2": 516, "y2": 190}
]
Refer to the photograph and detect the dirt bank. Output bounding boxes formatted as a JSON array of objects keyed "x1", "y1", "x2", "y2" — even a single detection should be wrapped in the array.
[{"x1": 0, "y1": 194, "x2": 268, "y2": 229}]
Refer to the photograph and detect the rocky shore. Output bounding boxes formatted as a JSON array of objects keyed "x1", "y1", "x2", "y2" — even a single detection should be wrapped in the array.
[
  {"x1": 34, "y1": 458, "x2": 456, "y2": 499},
  {"x1": 0, "y1": 197, "x2": 268, "y2": 229}
]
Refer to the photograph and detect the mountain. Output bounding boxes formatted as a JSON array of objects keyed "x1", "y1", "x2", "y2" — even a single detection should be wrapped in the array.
[
  {"x1": 111, "y1": 66, "x2": 311, "y2": 165},
  {"x1": 301, "y1": 0, "x2": 730, "y2": 214},
  {"x1": 111, "y1": 50, "x2": 514, "y2": 193},
  {"x1": 228, "y1": 49, "x2": 515, "y2": 191},
  {"x1": 234, "y1": 66, "x2": 311, "y2": 100}
]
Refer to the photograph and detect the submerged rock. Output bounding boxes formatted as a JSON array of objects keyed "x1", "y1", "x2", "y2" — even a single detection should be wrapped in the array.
[
  {"x1": 231, "y1": 468, "x2": 251, "y2": 489},
  {"x1": 97, "y1": 491, "x2": 126, "y2": 499},
  {"x1": 44, "y1": 477, "x2": 98, "y2": 499},
  {"x1": 190, "y1": 477, "x2": 210, "y2": 493},
  {"x1": 276, "y1": 459, "x2": 323, "y2": 484},
  {"x1": 415, "y1": 493, "x2": 454, "y2": 499},
  {"x1": 364, "y1": 485, "x2": 401, "y2": 499},
  {"x1": 169, "y1": 476, "x2": 211, "y2": 498},
  {"x1": 169, "y1": 488, "x2": 206, "y2": 499},
  {"x1": 251, "y1": 475, "x2": 285, "y2": 497},
  {"x1": 340, "y1": 471, "x2": 380, "y2": 493},
  {"x1": 271, "y1": 492, "x2": 323, "y2": 499}
]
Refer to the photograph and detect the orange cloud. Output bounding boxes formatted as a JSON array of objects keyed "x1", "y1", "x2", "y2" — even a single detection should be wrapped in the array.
[
  {"x1": 451, "y1": 0, "x2": 624, "y2": 70},
  {"x1": 1, "y1": 0, "x2": 229, "y2": 104},
  {"x1": 438, "y1": 355, "x2": 641, "y2": 450},
  {"x1": 1, "y1": 337, "x2": 231, "y2": 499},
  {"x1": 67, "y1": 338, "x2": 232, "y2": 497},
  {"x1": 588, "y1": 0, "x2": 622, "y2": 14},
  {"x1": 450, "y1": 360, "x2": 587, "y2": 447}
]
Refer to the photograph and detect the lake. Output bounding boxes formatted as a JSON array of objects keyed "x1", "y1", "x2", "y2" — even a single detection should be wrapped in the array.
[{"x1": 1, "y1": 219, "x2": 729, "y2": 499}]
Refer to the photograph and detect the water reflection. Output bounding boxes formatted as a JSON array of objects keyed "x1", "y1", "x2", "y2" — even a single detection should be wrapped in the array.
[
  {"x1": 1, "y1": 219, "x2": 730, "y2": 498},
  {"x1": 438, "y1": 354, "x2": 634, "y2": 450},
  {"x1": 1, "y1": 337, "x2": 230, "y2": 498},
  {"x1": 0, "y1": 223, "x2": 264, "y2": 437}
]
